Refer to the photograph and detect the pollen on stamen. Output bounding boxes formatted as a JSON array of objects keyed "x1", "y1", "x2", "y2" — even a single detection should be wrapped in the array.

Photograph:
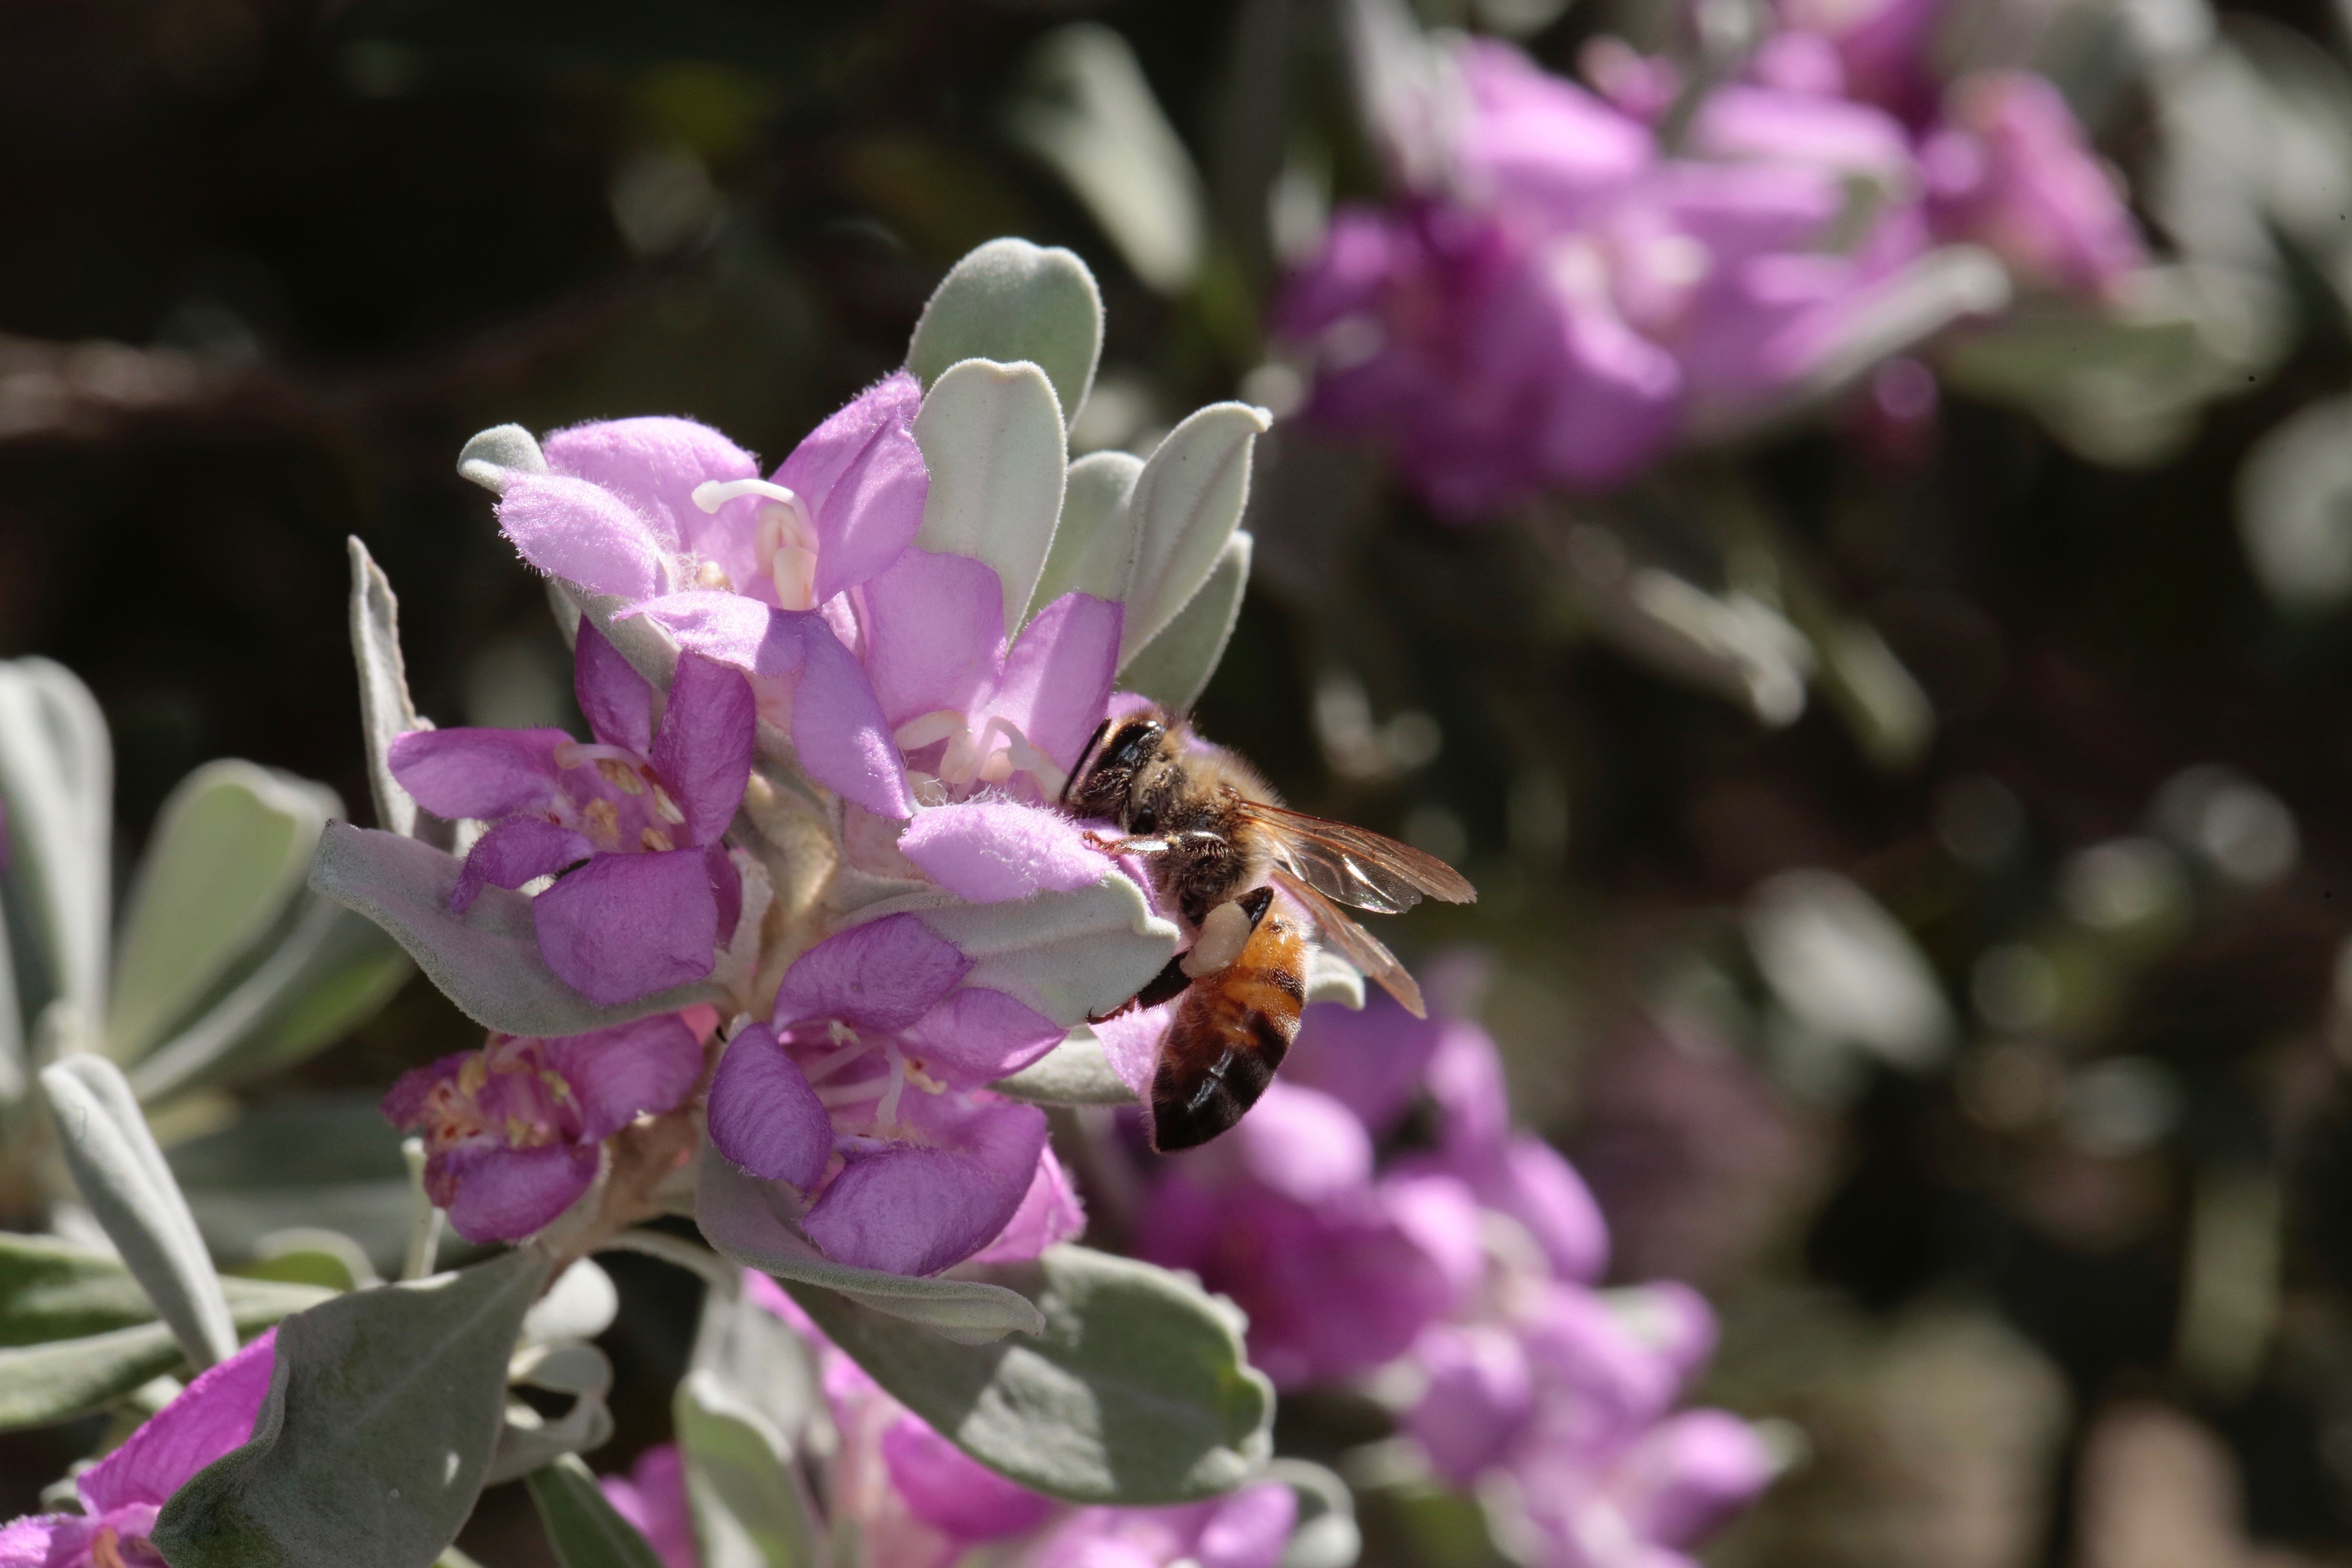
[
  {"x1": 648, "y1": 782, "x2": 687, "y2": 826},
  {"x1": 640, "y1": 826, "x2": 677, "y2": 853},
  {"x1": 694, "y1": 559, "x2": 734, "y2": 592},
  {"x1": 596, "y1": 758, "x2": 648, "y2": 795}
]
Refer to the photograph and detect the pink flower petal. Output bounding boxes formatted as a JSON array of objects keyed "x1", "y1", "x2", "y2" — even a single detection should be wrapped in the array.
[
  {"x1": 880, "y1": 1415, "x2": 1057, "y2": 1541},
  {"x1": 1618, "y1": 1409, "x2": 1776, "y2": 1549},
  {"x1": 546, "y1": 1013, "x2": 705, "y2": 1141},
  {"x1": 543, "y1": 415, "x2": 760, "y2": 560},
  {"x1": 706, "y1": 1024, "x2": 834, "y2": 1191},
  {"x1": 775, "y1": 372, "x2": 930, "y2": 604},
  {"x1": 442, "y1": 1140, "x2": 601, "y2": 1243},
  {"x1": 388, "y1": 727, "x2": 568, "y2": 822},
  {"x1": 966, "y1": 1143, "x2": 1086, "y2": 1263},
  {"x1": 0, "y1": 1515, "x2": 66, "y2": 1566},
  {"x1": 533, "y1": 849, "x2": 719, "y2": 1005},
  {"x1": 599, "y1": 1443, "x2": 703, "y2": 1568},
  {"x1": 898, "y1": 983, "x2": 1065, "y2": 1087},
  {"x1": 650, "y1": 651, "x2": 755, "y2": 846},
  {"x1": 499, "y1": 472, "x2": 675, "y2": 602},
  {"x1": 78, "y1": 1328, "x2": 278, "y2": 1513},
  {"x1": 897, "y1": 800, "x2": 1106, "y2": 904},
  {"x1": 794, "y1": 617, "x2": 916, "y2": 820},
  {"x1": 803, "y1": 1097, "x2": 1047, "y2": 1276},
  {"x1": 993, "y1": 592, "x2": 1122, "y2": 776},
  {"x1": 382, "y1": 1049, "x2": 470, "y2": 1132},
  {"x1": 857, "y1": 549, "x2": 1006, "y2": 726},
  {"x1": 573, "y1": 622, "x2": 655, "y2": 755},
  {"x1": 452, "y1": 817, "x2": 591, "y2": 915},
  {"x1": 1194, "y1": 1482, "x2": 1301, "y2": 1568},
  {"x1": 772, "y1": 915, "x2": 972, "y2": 1034}
]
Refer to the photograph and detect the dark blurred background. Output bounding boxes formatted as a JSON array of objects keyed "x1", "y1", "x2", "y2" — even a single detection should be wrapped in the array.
[{"x1": 9, "y1": 1, "x2": 2352, "y2": 1565}]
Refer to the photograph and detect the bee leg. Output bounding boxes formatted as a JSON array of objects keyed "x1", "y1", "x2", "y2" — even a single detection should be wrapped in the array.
[
  {"x1": 1082, "y1": 831, "x2": 1174, "y2": 858},
  {"x1": 1087, "y1": 953, "x2": 1193, "y2": 1022}
]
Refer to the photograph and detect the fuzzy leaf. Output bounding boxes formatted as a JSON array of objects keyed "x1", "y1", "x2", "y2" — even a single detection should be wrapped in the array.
[
  {"x1": 1031, "y1": 450, "x2": 1144, "y2": 614},
  {"x1": 526, "y1": 1459, "x2": 659, "y2": 1568},
  {"x1": 310, "y1": 823, "x2": 724, "y2": 1039},
  {"x1": 1118, "y1": 531, "x2": 1250, "y2": 712},
  {"x1": 788, "y1": 1244, "x2": 1274, "y2": 1505},
  {"x1": 44, "y1": 1054, "x2": 237, "y2": 1370},
  {"x1": 0, "y1": 657, "x2": 112, "y2": 1027},
  {"x1": 989, "y1": 1027, "x2": 1136, "y2": 1106},
  {"x1": 0, "y1": 1278, "x2": 329, "y2": 1432},
  {"x1": 108, "y1": 761, "x2": 337, "y2": 1064},
  {"x1": 128, "y1": 898, "x2": 411, "y2": 1103},
  {"x1": 675, "y1": 1368, "x2": 827, "y2": 1568},
  {"x1": 153, "y1": 1247, "x2": 552, "y2": 1568},
  {"x1": 528, "y1": 1455, "x2": 668, "y2": 1568},
  {"x1": 167, "y1": 1094, "x2": 415, "y2": 1276},
  {"x1": 913, "y1": 359, "x2": 1069, "y2": 629},
  {"x1": 907, "y1": 238, "x2": 1104, "y2": 431},
  {"x1": 348, "y1": 537, "x2": 457, "y2": 849},
  {"x1": 855, "y1": 875, "x2": 1179, "y2": 1030},
  {"x1": 1120, "y1": 404, "x2": 1270, "y2": 667},
  {"x1": 695, "y1": 1147, "x2": 1046, "y2": 1344},
  {"x1": 1007, "y1": 26, "x2": 1207, "y2": 296}
]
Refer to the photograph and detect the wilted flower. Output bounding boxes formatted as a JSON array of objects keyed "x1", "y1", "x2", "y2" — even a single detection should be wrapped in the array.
[
  {"x1": 389, "y1": 624, "x2": 755, "y2": 1005},
  {"x1": 0, "y1": 1330, "x2": 275, "y2": 1568},
  {"x1": 706, "y1": 909, "x2": 1086, "y2": 1276},
  {"x1": 384, "y1": 1013, "x2": 706, "y2": 1242}
]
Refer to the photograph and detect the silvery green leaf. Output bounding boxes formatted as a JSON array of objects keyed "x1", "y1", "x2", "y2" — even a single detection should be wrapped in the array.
[
  {"x1": 906, "y1": 239, "x2": 1104, "y2": 430},
  {"x1": 989, "y1": 1027, "x2": 1136, "y2": 1106},
  {"x1": 855, "y1": 873, "x2": 1179, "y2": 1029},
  {"x1": 1745, "y1": 869, "x2": 1952, "y2": 1074},
  {"x1": 107, "y1": 760, "x2": 337, "y2": 1064},
  {"x1": 1033, "y1": 450, "x2": 1144, "y2": 613},
  {"x1": 1, "y1": 1231, "x2": 330, "y2": 1349},
  {"x1": 688, "y1": 1270, "x2": 824, "y2": 1448},
  {"x1": 0, "y1": 893, "x2": 22, "y2": 1107},
  {"x1": 438, "y1": 1550, "x2": 488, "y2": 1568},
  {"x1": 522, "y1": 1259, "x2": 620, "y2": 1348},
  {"x1": 348, "y1": 537, "x2": 456, "y2": 849},
  {"x1": 695, "y1": 1147, "x2": 1045, "y2": 1344},
  {"x1": 1119, "y1": 403, "x2": 1270, "y2": 667},
  {"x1": 127, "y1": 897, "x2": 411, "y2": 1103},
  {"x1": 1270, "y1": 1460, "x2": 1360, "y2": 1568},
  {"x1": 2238, "y1": 389, "x2": 2352, "y2": 612},
  {"x1": 0, "y1": 1279, "x2": 328, "y2": 1431},
  {"x1": 1007, "y1": 26, "x2": 1207, "y2": 296},
  {"x1": 310, "y1": 822, "x2": 726, "y2": 1038},
  {"x1": 153, "y1": 1247, "x2": 553, "y2": 1568},
  {"x1": 457, "y1": 424, "x2": 550, "y2": 496},
  {"x1": 241, "y1": 1228, "x2": 380, "y2": 1292},
  {"x1": 913, "y1": 359, "x2": 1069, "y2": 630},
  {"x1": 788, "y1": 1244, "x2": 1274, "y2": 1505},
  {"x1": 490, "y1": 1342, "x2": 617, "y2": 1485},
  {"x1": 0, "y1": 657, "x2": 111, "y2": 1027},
  {"x1": 1118, "y1": 531, "x2": 1251, "y2": 712},
  {"x1": 42, "y1": 1054, "x2": 237, "y2": 1369},
  {"x1": 168, "y1": 1095, "x2": 415, "y2": 1277},
  {"x1": 675, "y1": 1368, "x2": 828, "y2": 1568},
  {"x1": 527, "y1": 1454, "x2": 667, "y2": 1568}
]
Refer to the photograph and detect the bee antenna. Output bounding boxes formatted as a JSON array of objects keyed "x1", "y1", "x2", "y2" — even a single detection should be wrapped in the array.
[{"x1": 1062, "y1": 719, "x2": 1111, "y2": 808}]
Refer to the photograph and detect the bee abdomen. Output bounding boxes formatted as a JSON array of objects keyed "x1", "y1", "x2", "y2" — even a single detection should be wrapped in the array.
[{"x1": 1148, "y1": 904, "x2": 1306, "y2": 1152}]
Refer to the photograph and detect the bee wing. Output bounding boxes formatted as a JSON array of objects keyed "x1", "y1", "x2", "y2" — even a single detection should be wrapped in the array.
[
  {"x1": 1239, "y1": 800, "x2": 1478, "y2": 915},
  {"x1": 1270, "y1": 867, "x2": 1428, "y2": 1018}
]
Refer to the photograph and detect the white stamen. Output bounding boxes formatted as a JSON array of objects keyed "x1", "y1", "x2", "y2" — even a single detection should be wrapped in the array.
[
  {"x1": 693, "y1": 477, "x2": 805, "y2": 514},
  {"x1": 893, "y1": 710, "x2": 966, "y2": 751},
  {"x1": 876, "y1": 1040, "x2": 909, "y2": 1129},
  {"x1": 799, "y1": 1038, "x2": 869, "y2": 1085},
  {"x1": 815, "y1": 1078, "x2": 893, "y2": 1109}
]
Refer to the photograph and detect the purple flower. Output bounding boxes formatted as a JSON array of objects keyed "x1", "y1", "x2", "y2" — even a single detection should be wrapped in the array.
[
  {"x1": 490, "y1": 381, "x2": 927, "y2": 820},
  {"x1": 1920, "y1": 71, "x2": 2146, "y2": 296},
  {"x1": 600, "y1": 1445, "x2": 701, "y2": 1568},
  {"x1": 2, "y1": 1330, "x2": 275, "y2": 1568},
  {"x1": 388, "y1": 624, "x2": 755, "y2": 1006},
  {"x1": 1031, "y1": 1486, "x2": 1297, "y2": 1568},
  {"x1": 1136, "y1": 1081, "x2": 1483, "y2": 1388},
  {"x1": 383, "y1": 1012, "x2": 706, "y2": 1243},
  {"x1": 705, "y1": 911, "x2": 1079, "y2": 1276},
  {"x1": 1276, "y1": 36, "x2": 1942, "y2": 513}
]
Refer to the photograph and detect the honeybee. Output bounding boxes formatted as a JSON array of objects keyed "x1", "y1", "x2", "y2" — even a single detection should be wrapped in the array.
[{"x1": 1061, "y1": 704, "x2": 1476, "y2": 1150}]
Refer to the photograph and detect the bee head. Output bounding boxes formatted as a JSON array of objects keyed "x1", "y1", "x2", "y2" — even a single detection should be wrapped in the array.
[{"x1": 1063, "y1": 713, "x2": 1167, "y2": 824}]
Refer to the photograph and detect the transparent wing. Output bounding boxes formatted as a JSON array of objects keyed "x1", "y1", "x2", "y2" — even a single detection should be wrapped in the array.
[
  {"x1": 1271, "y1": 868, "x2": 1428, "y2": 1018},
  {"x1": 1239, "y1": 800, "x2": 1477, "y2": 915}
]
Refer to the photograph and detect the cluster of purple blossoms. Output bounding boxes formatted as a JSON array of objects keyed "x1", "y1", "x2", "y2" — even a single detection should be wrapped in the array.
[
  {"x1": 1, "y1": 1332, "x2": 276, "y2": 1568},
  {"x1": 601, "y1": 1274, "x2": 1298, "y2": 1568},
  {"x1": 350, "y1": 345, "x2": 1200, "y2": 1280},
  {"x1": 1132, "y1": 998, "x2": 1775, "y2": 1568},
  {"x1": 1276, "y1": 0, "x2": 2146, "y2": 514}
]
